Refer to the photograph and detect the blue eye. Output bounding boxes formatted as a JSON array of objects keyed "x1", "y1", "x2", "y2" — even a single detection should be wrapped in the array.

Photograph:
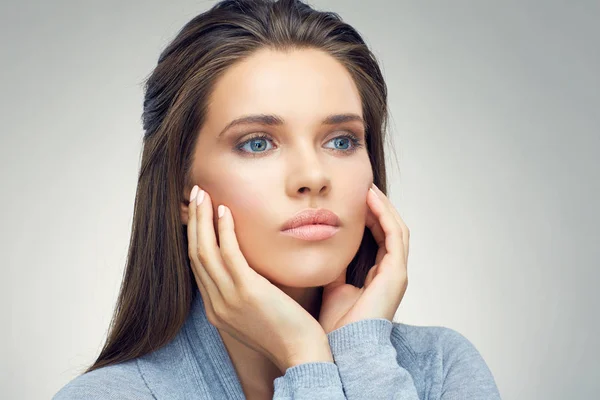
[
  {"x1": 238, "y1": 135, "x2": 273, "y2": 153},
  {"x1": 235, "y1": 132, "x2": 364, "y2": 156},
  {"x1": 325, "y1": 137, "x2": 352, "y2": 150}
]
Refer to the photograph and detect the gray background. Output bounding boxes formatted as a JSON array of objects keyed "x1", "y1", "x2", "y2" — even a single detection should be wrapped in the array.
[{"x1": 2, "y1": 0, "x2": 598, "y2": 399}]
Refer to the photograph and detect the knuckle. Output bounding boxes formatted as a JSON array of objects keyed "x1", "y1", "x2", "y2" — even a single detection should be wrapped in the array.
[
  {"x1": 224, "y1": 286, "x2": 246, "y2": 310},
  {"x1": 205, "y1": 308, "x2": 219, "y2": 327},
  {"x1": 207, "y1": 314, "x2": 220, "y2": 328},
  {"x1": 197, "y1": 246, "x2": 209, "y2": 264},
  {"x1": 189, "y1": 254, "x2": 202, "y2": 269},
  {"x1": 223, "y1": 295, "x2": 242, "y2": 312},
  {"x1": 212, "y1": 301, "x2": 228, "y2": 321},
  {"x1": 220, "y1": 247, "x2": 233, "y2": 267},
  {"x1": 393, "y1": 228, "x2": 403, "y2": 241},
  {"x1": 236, "y1": 283, "x2": 253, "y2": 304}
]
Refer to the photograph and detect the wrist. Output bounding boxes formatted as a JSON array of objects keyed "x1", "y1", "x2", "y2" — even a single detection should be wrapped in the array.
[{"x1": 281, "y1": 340, "x2": 333, "y2": 371}]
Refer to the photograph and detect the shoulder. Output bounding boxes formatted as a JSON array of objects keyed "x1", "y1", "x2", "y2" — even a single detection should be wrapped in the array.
[
  {"x1": 53, "y1": 359, "x2": 155, "y2": 400},
  {"x1": 391, "y1": 322, "x2": 480, "y2": 355},
  {"x1": 391, "y1": 322, "x2": 501, "y2": 398},
  {"x1": 390, "y1": 321, "x2": 490, "y2": 367}
]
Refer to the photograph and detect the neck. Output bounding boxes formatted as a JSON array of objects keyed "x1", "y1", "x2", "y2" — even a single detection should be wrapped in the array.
[
  {"x1": 217, "y1": 285, "x2": 323, "y2": 394},
  {"x1": 277, "y1": 284, "x2": 324, "y2": 320}
]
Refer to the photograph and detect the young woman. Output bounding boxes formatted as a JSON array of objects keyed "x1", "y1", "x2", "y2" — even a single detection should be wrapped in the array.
[{"x1": 54, "y1": 0, "x2": 501, "y2": 399}]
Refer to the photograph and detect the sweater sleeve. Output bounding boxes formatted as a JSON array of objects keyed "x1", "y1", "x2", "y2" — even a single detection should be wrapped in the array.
[
  {"x1": 272, "y1": 321, "x2": 418, "y2": 400},
  {"x1": 326, "y1": 319, "x2": 502, "y2": 400},
  {"x1": 327, "y1": 318, "x2": 420, "y2": 400},
  {"x1": 273, "y1": 361, "x2": 347, "y2": 399}
]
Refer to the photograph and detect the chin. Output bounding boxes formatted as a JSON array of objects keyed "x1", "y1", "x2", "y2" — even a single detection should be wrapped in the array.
[
  {"x1": 251, "y1": 252, "x2": 351, "y2": 288},
  {"x1": 240, "y1": 227, "x2": 364, "y2": 287}
]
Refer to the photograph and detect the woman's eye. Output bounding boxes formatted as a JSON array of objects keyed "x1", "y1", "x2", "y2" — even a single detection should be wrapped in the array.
[
  {"x1": 324, "y1": 136, "x2": 353, "y2": 151},
  {"x1": 236, "y1": 133, "x2": 363, "y2": 155},
  {"x1": 237, "y1": 136, "x2": 273, "y2": 153}
]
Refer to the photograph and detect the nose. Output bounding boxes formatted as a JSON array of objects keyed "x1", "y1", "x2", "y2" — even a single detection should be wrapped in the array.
[{"x1": 285, "y1": 145, "x2": 331, "y2": 199}]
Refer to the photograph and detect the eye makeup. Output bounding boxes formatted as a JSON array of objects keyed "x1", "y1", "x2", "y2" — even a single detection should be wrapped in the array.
[{"x1": 233, "y1": 131, "x2": 365, "y2": 157}]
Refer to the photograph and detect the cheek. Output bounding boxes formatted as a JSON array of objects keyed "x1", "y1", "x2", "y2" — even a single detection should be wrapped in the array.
[
  {"x1": 223, "y1": 191, "x2": 277, "y2": 276},
  {"x1": 341, "y1": 163, "x2": 373, "y2": 221},
  {"x1": 207, "y1": 166, "x2": 272, "y2": 216},
  {"x1": 217, "y1": 181, "x2": 274, "y2": 239}
]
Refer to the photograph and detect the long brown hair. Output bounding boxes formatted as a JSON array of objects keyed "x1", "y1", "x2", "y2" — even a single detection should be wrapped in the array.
[{"x1": 86, "y1": 0, "x2": 396, "y2": 373}]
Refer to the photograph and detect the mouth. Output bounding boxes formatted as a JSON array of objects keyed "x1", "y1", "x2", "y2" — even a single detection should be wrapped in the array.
[
  {"x1": 280, "y1": 224, "x2": 340, "y2": 241},
  {"x1": 280, "y1": 208, "x2": 341, "y2": 241}
]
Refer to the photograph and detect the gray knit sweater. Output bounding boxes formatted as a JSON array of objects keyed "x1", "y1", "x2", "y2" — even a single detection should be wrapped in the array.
[{"x1": 54, "y1": 288, "x2": 502, "y2": 399}]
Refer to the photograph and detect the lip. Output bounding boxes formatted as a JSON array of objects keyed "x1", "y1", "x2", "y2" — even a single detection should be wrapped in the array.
[
  {"x1": 280, "y1": 208, "x2": 341, "y2": 231},
  {"x1": 280, "y1": 208, "x2": 341, "y2": 241},
  {"x1": 280, "y1": 225, "x2": 340, "y2": 241}
]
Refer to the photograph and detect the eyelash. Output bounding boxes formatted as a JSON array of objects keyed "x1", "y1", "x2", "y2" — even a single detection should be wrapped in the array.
[{"x1": 234, "y1": 132, "x2": 365, "y2": 157}]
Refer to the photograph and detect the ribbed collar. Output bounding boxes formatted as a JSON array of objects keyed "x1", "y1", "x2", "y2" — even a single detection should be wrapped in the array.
[
  {"x1": 136, "y1": 288, "x2": 245, "y2": 399},
  {"x1": 135, "y1": 288, "x2": 406, "y2": 399}
]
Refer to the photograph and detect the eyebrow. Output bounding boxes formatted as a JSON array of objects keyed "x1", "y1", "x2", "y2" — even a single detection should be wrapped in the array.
[{"x1": 217, "y1": 113, "x2": 366, "y2": 138}]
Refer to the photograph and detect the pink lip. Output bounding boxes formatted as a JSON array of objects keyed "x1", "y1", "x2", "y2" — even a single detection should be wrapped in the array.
[
  {"x1": 280, "y1": 208, "x2": 341, "y2": 241},
  {"x1": 280, "y1": 225, "x2": 340, "y2": 241},
  {"x1": 280, "y1": 208, "x2": 341, "y2": 230}
]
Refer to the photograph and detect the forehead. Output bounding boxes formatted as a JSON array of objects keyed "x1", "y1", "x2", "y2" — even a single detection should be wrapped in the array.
[{"x1": 205, "y1": 48, "x2": 363, "y2": 130}]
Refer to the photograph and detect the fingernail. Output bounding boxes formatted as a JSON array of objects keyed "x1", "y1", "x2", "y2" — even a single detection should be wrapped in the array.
[
  {"x1": 370, "y1": 183, "x2": 378, "y2": 195},
  {"x1": 218, "y1": 204, "x2": 225, "y2": 218},
  {"x1": 190, "y1": 186, "x2": 199, "y2": 202},
  {"x1": 196, "y1": 189, "x2": 205, "y2": 205}
]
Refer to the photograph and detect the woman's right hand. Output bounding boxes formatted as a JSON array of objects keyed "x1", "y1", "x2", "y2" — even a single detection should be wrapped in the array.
[{"x1": 186, "y1": 185, "x2": 333, "y2": 372}]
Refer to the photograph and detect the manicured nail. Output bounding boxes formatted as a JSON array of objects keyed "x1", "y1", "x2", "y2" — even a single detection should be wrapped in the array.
[
  {"x1": 190, "y1": 186, "x2": 199, "y2": 202},
  {"x1": 196, "y1": 189, "x2": 205, "y2": 205},
  {"x1": 370, "y1": 183, "x2": 378, "y2": 196},
  {"x1": 218, "y1": 204, "x2": 225, "y2": 218}
]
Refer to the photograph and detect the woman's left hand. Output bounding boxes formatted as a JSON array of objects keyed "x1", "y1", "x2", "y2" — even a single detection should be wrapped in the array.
[{"x1": 318, "y1": 183, "x2": 410, "y2": 334}]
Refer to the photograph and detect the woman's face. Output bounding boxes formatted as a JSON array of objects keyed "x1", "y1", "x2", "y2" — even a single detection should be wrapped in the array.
[{"x1": 182, "y1": 47, "x2": 373, "y2": 288}]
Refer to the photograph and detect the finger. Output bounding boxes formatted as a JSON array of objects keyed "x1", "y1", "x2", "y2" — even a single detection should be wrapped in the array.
[
  {"x1": 216, "y1": 204, "x2": 255, "y2": 287},
  {"x1": 196, "y1": 189, "x2": 235, "y2": 297},
  {"x1": 371, "y1": 184, "x2": 404, "y2": 229},
  {"x1": 187, "y1": 186, "x2": 218, "y2": 317},
  {"x1": 364, "y1": 264, "x2": 378, "y2": 287},
  {"x1": 365, "y1": 203, "x2": 386, "y2": 248},
  {"x1": 371, "y1": 184, "x2": 410, "y2": 264},
  {"x1": 367, "y1": 187, "x2": 406, "y2": 271},
  {"x1": 191, "y1": 260, "x2": 215, "y2": 322}
]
